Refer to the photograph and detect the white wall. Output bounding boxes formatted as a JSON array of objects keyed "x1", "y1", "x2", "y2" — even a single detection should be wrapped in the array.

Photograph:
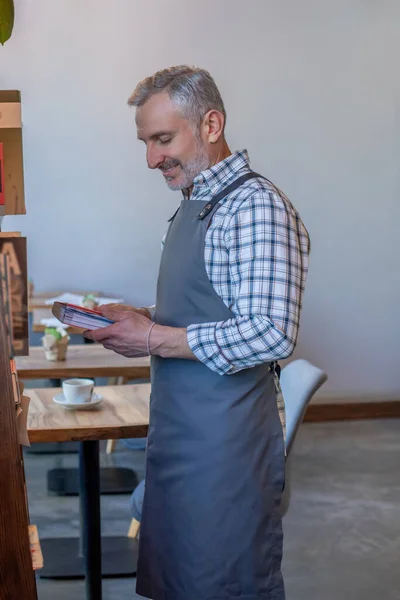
[{"x1": 1, "y1": 0, "x2": 399, "y2": 397}]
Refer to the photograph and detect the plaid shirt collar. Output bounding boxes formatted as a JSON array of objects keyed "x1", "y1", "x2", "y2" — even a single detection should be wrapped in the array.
[{"x1": 182, "y1": 149, "x2": 250, "y2": 200}]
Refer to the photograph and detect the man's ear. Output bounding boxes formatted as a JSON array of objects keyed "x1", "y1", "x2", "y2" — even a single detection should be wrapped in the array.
[{"x1": 201, "y1": 109, "x2": 225, "y2": 144}]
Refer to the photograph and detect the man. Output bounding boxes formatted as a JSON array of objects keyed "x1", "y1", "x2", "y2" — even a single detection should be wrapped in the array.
[{"x1": 85, "y1": 65, "x2": 310, "y2": 600}]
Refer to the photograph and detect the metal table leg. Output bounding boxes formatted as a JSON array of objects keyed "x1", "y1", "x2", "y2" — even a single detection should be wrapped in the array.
[
  {"x1": 39, "y1": 440, "x2": 139, "y2": 581},
  {"x1": 79, "y1": 440, "x2": 102, "y2": 600}
]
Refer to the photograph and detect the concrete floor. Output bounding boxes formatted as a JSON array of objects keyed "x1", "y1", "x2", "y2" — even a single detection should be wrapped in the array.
[
  {"x1": 283, "y1": 419, "x2": 400, "y2": 600},
  {"x1": 24, "y1": 417, "x2": 400, "y2": 600}
]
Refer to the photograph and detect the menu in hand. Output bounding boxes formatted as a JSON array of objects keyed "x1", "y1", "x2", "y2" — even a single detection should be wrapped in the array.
[{"x1": 52, "y1": 302, "x2": 114, "y2": 330}]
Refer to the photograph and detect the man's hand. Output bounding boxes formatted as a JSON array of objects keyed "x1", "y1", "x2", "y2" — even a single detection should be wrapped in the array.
[
  {"x1": 84, "y1": 303, "x2": 196, "y2": 361},
  {"x1": 83, "y1": 304, "x2": 152, "y2": 357},
  {"x1": 96, "y1": 303, "x2": 152, "y2": 320}
]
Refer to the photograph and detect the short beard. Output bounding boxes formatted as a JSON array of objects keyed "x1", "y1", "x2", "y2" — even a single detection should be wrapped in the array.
[{"x1": 165, "y1": 137, "x2": 210, "y2": 191}]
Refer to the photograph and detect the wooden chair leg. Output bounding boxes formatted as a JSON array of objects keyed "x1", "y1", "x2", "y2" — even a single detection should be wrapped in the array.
[
  {"x1": 106, "y1": 439, "x2": 117, "y2": 454},
  {"x1": 128, "y1": 518, "x2": 140, "y2": 539}
]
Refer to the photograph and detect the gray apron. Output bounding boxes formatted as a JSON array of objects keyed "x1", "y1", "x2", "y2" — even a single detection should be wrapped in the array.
[{"x1": 136, "y1": 173, "x2": 286, "y2": 600}]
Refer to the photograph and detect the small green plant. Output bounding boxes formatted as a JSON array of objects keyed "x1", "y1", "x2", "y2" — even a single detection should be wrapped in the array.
[
  {"x1": 44, "y1": 327, "x2": 63, "y2": 342},
  {"x1": 0, "y1": 0, "x2": 14, "y2": 45},
  {"x1": 82, "y1": 293, "x2": 99, "y2": 309},
  {"x1": 83, "y1": 293, "x2": 97, "y2": 304}
]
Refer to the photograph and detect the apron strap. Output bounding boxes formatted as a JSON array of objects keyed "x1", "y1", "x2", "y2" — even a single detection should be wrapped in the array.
[
  {"x1": 167, "y1": 206, "x2": 181, "y2": 223},
  {"x1": 197, "y1": 171, "x2": 262, "y2": 220}
]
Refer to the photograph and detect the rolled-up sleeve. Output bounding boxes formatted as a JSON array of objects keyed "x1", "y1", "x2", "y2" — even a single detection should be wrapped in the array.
[{"x1": 187, "y1": 189, "x2": 310, "y2": 375}]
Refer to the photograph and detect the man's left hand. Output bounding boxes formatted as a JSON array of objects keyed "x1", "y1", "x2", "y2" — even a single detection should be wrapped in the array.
[{"x1": 83, "y1": 304, "x2": 152, "y2": 358}]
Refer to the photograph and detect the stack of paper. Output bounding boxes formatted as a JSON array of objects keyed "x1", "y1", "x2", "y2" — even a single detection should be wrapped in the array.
[
  {"x1": 52, "y1": 302, "x2": 115, "y2": 330},
  {"x1": 45, "y1": 293, "x2": 124, "y2": 306}
]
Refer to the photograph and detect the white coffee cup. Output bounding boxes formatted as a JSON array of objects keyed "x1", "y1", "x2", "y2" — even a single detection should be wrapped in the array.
[{"x1": 62, "y1": 378, "x2": 94, "y2": 404}]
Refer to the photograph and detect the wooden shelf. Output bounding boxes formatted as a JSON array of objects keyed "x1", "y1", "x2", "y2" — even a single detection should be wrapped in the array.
[{"x1": 0, "y1": 303, "x2": 38, "y2": 598}]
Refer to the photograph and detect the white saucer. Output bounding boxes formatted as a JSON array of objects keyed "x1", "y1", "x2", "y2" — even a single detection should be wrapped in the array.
[{"x1": 53, "y1": 392, "x2": 103, "y2": 410}]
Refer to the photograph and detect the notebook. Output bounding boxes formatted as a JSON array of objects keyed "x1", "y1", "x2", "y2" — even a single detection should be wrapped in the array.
[{"x1": 52, "y1": 302, "x2": 115, "y2": 330}]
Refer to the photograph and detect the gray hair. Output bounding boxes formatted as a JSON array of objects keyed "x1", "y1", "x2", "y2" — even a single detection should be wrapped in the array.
[{"x1": 128, "y1": 65, "x2": 226, "y2": 130}]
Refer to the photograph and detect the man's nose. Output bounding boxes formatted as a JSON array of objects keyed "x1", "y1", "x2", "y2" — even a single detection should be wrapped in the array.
[{"x1": 147, "y1": 144, "x2": 163, "y2": 170}]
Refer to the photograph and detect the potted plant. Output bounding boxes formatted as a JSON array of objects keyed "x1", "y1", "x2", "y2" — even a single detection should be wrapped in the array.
[
  {"x1": 41, "y1": 327, "x2": 70, "y2": 361},
  {"x1": 81, "y1": 293, "x2": 99, "y2": 310}
]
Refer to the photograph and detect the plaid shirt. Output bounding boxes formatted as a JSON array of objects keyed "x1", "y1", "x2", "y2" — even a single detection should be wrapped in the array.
[{"x1": 184, "y1": 150, "x2": 310, "y2": 379}]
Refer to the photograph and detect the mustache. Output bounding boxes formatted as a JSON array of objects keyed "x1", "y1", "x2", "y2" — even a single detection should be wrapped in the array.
[{"x1": 159, "y1": 160, "x2": 181, "y2": 171}]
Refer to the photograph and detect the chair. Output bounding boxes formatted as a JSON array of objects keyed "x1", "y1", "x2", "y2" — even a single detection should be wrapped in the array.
[
  {"x1": 280, "y1": 359, "x2": 327, "y2": 514},
  {"x1": 281, "y1": 359, "x2": 328, "y2": 456},
  {"x1": 128, "y1": 479, "x2": 145, "y2": 538},
  {"x1": 128, "y1": 359, "x2": 328, "y2": 535}
]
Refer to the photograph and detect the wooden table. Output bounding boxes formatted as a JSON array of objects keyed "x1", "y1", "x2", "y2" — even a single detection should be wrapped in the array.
[
  {"x1": 16, "y1": 345, "x2": 150, "y2": 381},
  {"x1": 28, "y1": 384, "x2": 150, "y2": 600},
  {"x1": 19, "y1": 345, "x2": 150, "y2": 493}
]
